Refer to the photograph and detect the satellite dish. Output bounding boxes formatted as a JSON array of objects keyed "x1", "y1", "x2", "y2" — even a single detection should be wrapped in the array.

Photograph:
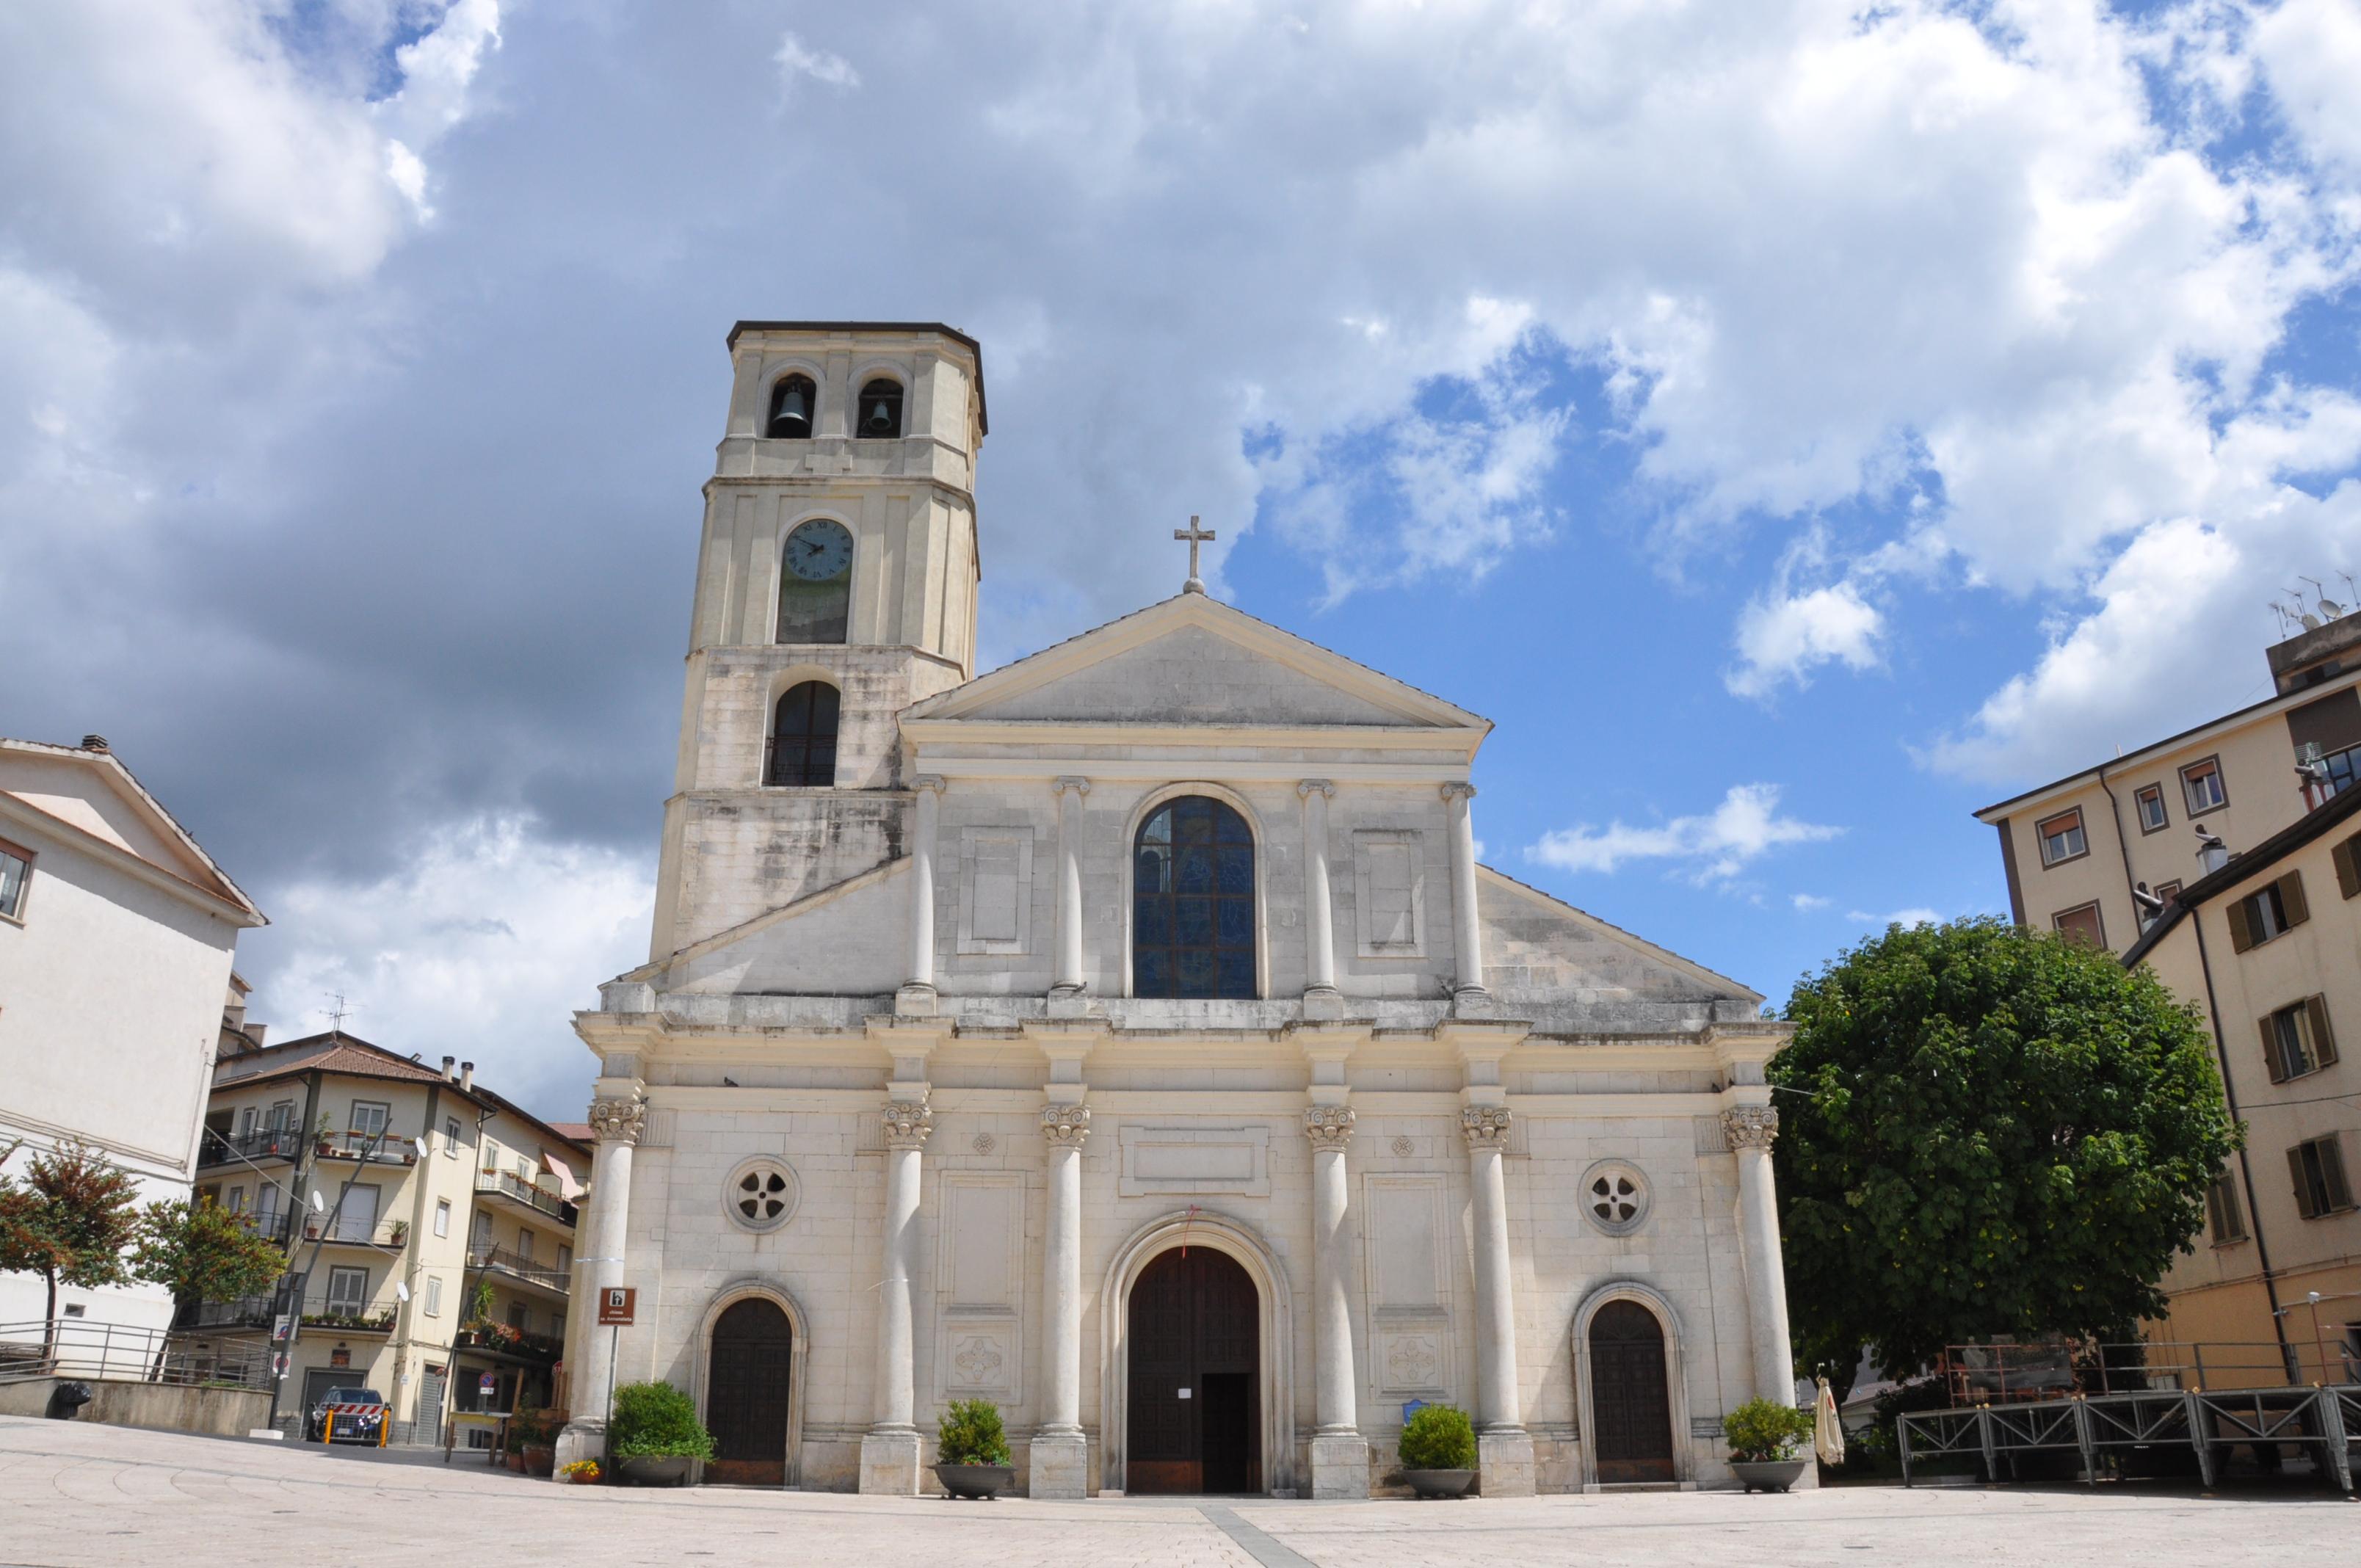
[
  {"x1": 395, "y1": 1282, "x2": 410, "y2": 1302},
  {"x1": 413, "y1": 1138, "x2": 429, "y2": 1159},
  {"x1": 2320, "y1": 600, "x2": 2345, "y2": 618},
  {"x1": 309, "y1": 1191, "x2": 325, "y2": 1213},
  {"x1": 2302, "y1": 612, "x2": 2323, "y2": 630}
]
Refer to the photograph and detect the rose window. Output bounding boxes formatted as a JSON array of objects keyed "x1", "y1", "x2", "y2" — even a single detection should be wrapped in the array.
[
  {"x1": 1581, "y1": 1161, "x2": 1649, "y2": 1236},
  {"x1": 725, "y1": 1159, "x2": 798, "y2": 1233}
]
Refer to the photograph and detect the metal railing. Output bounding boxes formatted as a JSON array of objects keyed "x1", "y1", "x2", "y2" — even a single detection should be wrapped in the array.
[
  {"x1": 0, "y1": 1319, "x2": 272, "y2": 1388},
  {"x1": 197, "y1": 1127, "x2": 305, "y2": 1168},
  {"x1": 177, "y1": 1291, "x2": 396, "y2": 1335},
  {"x1": 469, "y1": 1244, "x2": 570, "y2": 1294},
  {"x1": 474, "y1": 1169, "x2": 575, "y2": 1225},
  {"x1": 1938, "y1": 1337, "x2": 2361, "y2": 1403},
  {"x1": 298, "y1": 1215, "x2": 409, "y2": 1247}
]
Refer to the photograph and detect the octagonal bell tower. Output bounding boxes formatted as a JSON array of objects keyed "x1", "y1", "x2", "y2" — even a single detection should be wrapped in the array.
[{"x1": 648, "y1": 321, "x2": 987, "y2": 959}]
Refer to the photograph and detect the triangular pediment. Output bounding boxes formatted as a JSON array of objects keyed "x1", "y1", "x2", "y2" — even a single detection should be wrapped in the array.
[
  {"x1": 904, "y1": 593, "x2": 1488, "y2": 733},
  {"x1": 1478, "y1": 866, "x2": 1762, "y2": 1004},
  {"x1": 0, "y1": 738, "x2": 263, "y2": 923}
]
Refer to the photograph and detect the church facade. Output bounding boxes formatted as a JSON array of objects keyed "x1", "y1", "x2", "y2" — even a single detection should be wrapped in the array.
[{"x1": 559, "y1": 322, "x2": 1800, "y2": 1498}]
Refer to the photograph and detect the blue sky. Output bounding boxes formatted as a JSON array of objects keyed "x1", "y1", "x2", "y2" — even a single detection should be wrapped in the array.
[{"x1": 3, "y1": 1, "x2": 2359, "y2": 1116}]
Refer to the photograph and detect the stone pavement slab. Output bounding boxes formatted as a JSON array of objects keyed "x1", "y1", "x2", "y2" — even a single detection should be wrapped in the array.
[{"x1": 1, "y1": 1417, "x2": 2352, "y2": 1567}]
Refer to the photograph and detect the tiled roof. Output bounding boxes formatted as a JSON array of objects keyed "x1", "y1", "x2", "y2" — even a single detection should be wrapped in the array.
[
  {"x1": 211, "y1": 1032, "x2": 452, "y2": 1090},
  {"x1": 545, "y1": 1122, "x2": 594, "y2": 1144}
]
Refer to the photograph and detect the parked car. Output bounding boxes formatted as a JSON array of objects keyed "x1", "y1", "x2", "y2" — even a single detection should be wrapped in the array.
[{"x1": 307, "y1": 1387, "x2": 388, "y2": 1445}]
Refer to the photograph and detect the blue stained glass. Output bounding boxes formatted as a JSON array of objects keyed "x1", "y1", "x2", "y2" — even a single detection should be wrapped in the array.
[
  {"x1": 1135, "y1": 846, "x2": 1171, "y2": 894},
  {"x1": 1216, "y1": 899, "x2": 1252, "y2": 945},
  {"x1": 1135, "y1": 899, "x2": 1173, "y2": 945},
  {"x1": 1178, "y1": 950, "x2": 1216, "y2": 993},
  {"x1": 1136, "y1": 948, "x2": 1172, "y2": 996},
  {"x1": 1178, "y1": 898, "x2": 1214, "y2": 945},
  {"x1": 1216, "y1": 953, "x2": 1254, "y2": 996},
  {"x1": 1216, "y1": 846, "x2": 1252, "y2": 893},
  {"x1": 1177, "y1": 847, "x2": 1214, "y2": 893},
  {"x1": 1134, "y1": 794, "x2": 1258, "y2": 1000}
]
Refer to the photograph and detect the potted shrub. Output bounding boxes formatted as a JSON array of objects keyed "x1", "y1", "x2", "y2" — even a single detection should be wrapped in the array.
[
  {"x1": 559, "y1": 1458, "x2": 601, "y2": 1485},
  {"x1": 932, "y1": 1398, "x2": 1014, "y2": 1499},
  {"x1": 1723, "y1": 1398, "x2": 1815, "y2": 1492},
  {"x1": 1398, "y1": 1403, "x2": 1479, "y2": 1498},
  {"x1": 609, "y1": 1381, "x2": 715, "y2": 1486},
  {"x1": 516, "y1": 1406, "x2": 563, "y2": 1478}
]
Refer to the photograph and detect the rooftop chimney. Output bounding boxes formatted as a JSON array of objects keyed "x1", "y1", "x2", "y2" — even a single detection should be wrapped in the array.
[
  {"x1": 247, "y1": 1024, "x2": 267, "y2": 1048},
  {"x1": 442, "y1": 1055, "x2": 457, "y2": 1081},
  {"x1": 460, "y1": 1061, "x2": 475, "y2": 1092},
  {"x1": 80, "y1": 735, "x2": 109, "y2": 754}
]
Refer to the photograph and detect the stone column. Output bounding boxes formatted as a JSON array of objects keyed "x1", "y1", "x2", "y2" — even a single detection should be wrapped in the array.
[
  {"x1": 1051, "y1": 777, "x2": 1090, "y2": 996},
  {"x1": 1462, "y1": 1103, "x2": 1534, "y2": 1495},
  {"x1": 1298, "y1": 780, "x2": 1339, "y2": 1003},
  {"x1": 1725, "y1": 1106, "x2": 1796, "y2": 1407},
  {"x1": 860, "y1": 1098, "x2": 932, "y2": 1494},
  {"x1": 1440, "y1": 783, "x2": 1487, "y2": 1006},
  {"x1": 899, "y1": 774, "x2": 946, "y2": 1011},
  {"x1": 554, "y1": 1089, "x2": 644, "y2": 1472},
  {"x1": 1030, "y1": 1102, "x2": 1091, "y2": 1498},
  {"x1": 1305, "y1": 1103, "x2": 1368, "y2": 1498}
]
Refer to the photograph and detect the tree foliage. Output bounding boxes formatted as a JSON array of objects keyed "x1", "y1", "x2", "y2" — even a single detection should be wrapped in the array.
[
  {"x1": 0, "y1": 1140, "x2": 142, "y2": 1337},
  {"x1": 1770, "y1": 918, "x2": 2235, "y2": 1383},
  {"x1": 132, "y1": 1197, "x2": 286, "y2": 1304}
]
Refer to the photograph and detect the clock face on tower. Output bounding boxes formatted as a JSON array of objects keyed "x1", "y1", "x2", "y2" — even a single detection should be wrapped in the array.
[{"x1": 784, "y1": 518, "x2": 855, "y2": 581}]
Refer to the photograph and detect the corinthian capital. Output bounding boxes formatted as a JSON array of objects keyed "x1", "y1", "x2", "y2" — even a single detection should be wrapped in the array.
[
  {"x1": 1722, "y1": 1105, "x2": 1779, "y2": 1150},
  {"x1": 1439, "y1": 782, "x2": 1477, "y2": 805},
  {"x1": 1459, "y1": 1104, "x2": 1512, "y2": 1148},
  {"x1": 1040, "y1": 1103, "x2": 1091, "y2": 1148},
  {"x1": 1302, "y1": 1103, "x2": 1356, "y2": 1152},
  {"x1": 588, "y1": 1096, "x2": 647, "y2": 1146},
  {"x1": 881, "y1": 1099, "x2": 934, "y2": 1150}
]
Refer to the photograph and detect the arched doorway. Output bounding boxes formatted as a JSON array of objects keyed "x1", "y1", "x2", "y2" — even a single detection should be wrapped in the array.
[
  {"x1": 1125, "y1": 1248, "x2": 1261, "y2": 1493},
  {"x1": 1588, "y1": 1299, "x2": 1675, "y2": 1484},
  {"x1": 705, "y1": 1298, "x2": 794, "y2": 1485}
]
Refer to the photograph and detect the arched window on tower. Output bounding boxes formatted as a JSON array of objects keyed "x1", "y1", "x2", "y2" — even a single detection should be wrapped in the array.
[
  {"x1": 767, "y1": 374, "x2": 816, "y2": 439},
  {"x1": 777, "y1": 518, "x2": 853, "y2": 644},
  {"x1": 766, "y1": 682, "x2": 841, "y2": 787},
  {"x1": 1134, "y1": 796, "x2": 1255, "y2": 999},
  {"x1": 855, "y1": 377, "x2": 904, "y2": 439}
]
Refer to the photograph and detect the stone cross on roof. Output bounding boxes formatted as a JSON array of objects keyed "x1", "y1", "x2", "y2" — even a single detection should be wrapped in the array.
[{"x1": 1174, "y1": 515, "x2": 1216, "y2": 595}]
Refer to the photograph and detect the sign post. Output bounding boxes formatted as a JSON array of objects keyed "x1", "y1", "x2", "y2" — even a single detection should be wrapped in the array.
[{"x1": 598, "y1": 1287, "x2": 636, "y2": 1440}]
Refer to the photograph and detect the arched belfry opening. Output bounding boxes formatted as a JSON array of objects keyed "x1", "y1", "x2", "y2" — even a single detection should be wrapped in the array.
[
  {"x1": 767, "y1": 374, "x2": 816, "y2": 438},
  {"x1": 766, "y1": 681, "x2": 841, "y2": 787},
  {"x1": 1133, "y1": 796, "x2": 1255, "y2": 998},
  {"x1": 856, "y1": 377, "x2": 904, "y2": 438},
  {"x1": 705, "y1": 1297, "x2": 794, "y2": 1485},
  {"x1": 1125, "y1": 1247, "x2": 1261, "y2": 1494}
]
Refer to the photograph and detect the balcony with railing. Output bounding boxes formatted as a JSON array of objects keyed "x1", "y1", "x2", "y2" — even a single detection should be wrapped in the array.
[
  {"x1": 175, "y1": 1289, "x2": 396, "y2": 1336},
  {"x1": 297, "y1": 1214, "x2": 410, "y2": 1250},
  {"x1": 474, "y1": 1169, "x2": 576, "y2": 1227},
  {"x1": 469, "y1": 1244, "x2": 569, "y2": 1296},
  {"x1": 452, "y1": 1321, "x2": 563, "y2": 1365},
  {"x1": 197, "y1": 1126, "x2": 305, "y2": 1169}
]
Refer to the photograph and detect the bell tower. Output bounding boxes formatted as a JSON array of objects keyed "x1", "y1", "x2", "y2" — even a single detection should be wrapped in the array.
[{"x1": 648, "y1": 321, "x2": 987, "y2": 959}]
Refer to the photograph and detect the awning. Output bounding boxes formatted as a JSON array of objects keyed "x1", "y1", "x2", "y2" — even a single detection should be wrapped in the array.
[{"x1": 541, "y1": 1150, "x2": 582, "y2": 1200}]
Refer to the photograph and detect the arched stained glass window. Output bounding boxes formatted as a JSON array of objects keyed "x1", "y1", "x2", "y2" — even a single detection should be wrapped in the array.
[
  {"x1": 1133, "y1": 796, "x2": 1255, "y2": 999},
  {"x1": 766, "y1": 682, "x2": 840, "y2": 787}
]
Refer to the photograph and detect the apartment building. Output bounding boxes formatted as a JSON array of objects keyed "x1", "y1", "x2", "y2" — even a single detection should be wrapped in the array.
[
  {"x1": 1973, "y1": 612, "x2": 2361, "y2": 952},
  {"x1": 1979, "y1": 610, "x2": 2361, "y2": 1385},
  {"x1": 186, "y1": 1033, "x2": 590, "y2": 1442},
  {"x1": 0, "y1": 736, "x2": 266, "y2": 1338}
]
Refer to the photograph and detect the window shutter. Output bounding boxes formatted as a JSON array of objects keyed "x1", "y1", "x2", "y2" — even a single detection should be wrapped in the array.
[
  {"x1": 2306, "y1": 995, "x2": 2338, "y2": 1069},
  {"x1": 2260, "y1": 1015, "x2": 2288, "y2": 1084},
  {"x1": 2324, "y1": 1139, "x2": 2355, "y2": 1213},
  {"x1": 2290, "y1": 1146, "x2": 2318, "y2": 1219},
  {"x1": 2277, "y1": 871, "x2": 2309, "y2": 930},
  {"x1": 2227, "y1": 898, "x2": 2256, "y2": 954},
  {"x1": 2335, "y1": 834, "x2": 2361, "y2": 900}
]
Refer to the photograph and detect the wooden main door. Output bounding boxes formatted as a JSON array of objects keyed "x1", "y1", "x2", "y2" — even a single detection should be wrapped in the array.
[
  {"x1": 1589, "y1": 1299, "x2": 1676, "y2": 1484},
  {"x1": 705, "y1": 1299, "x2": 793, "y2": 1485},
  {"x1": 1126, "y1": 1248, "x2": 1261, "y2": 1494}
]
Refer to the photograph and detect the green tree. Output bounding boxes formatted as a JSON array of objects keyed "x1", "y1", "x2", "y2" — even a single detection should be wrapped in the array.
[
  {"x1": 0, "y1": 1140, "x2": 143, "y2": 1351},
  {"x1": 1770, "y1": 918, "x2": 2236, "y2": 1391},
  {"x1": 132, "y1": 1196, "x2": 286, "y2": 1306}
]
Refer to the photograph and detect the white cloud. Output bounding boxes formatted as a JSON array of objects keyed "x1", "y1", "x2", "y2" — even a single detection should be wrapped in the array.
[
  {"x1": 1791, "y1": 893, "x2": 1831, "y2": 912},
  {"x1": 1728, "y1": 581, "x2": 1885, "y2": 698},
  {"x1": 1528, "y1": 783, "x2": 1843, "y2": 882},
  {"x1": 777, "y1": 32, "x2": 860, "y2": 94},
  {"x1": 1846, "y1": 907, "x2": 1944, "y2": 929},
  {"x1": 253, "y1": 816, "x2": 653, "y2": 1113},
  {"x1": 2252, "y1": 0, "x2": 2361, "y2": 179}
]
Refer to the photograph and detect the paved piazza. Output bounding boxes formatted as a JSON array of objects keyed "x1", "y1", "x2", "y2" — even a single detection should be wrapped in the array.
[{"x1": 1, "y1": 1418, "x2": 2350, "y2": 1567}]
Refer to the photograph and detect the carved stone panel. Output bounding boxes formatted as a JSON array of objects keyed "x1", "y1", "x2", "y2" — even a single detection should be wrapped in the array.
[
  {"x1": 957, "y1": 826, "x2": 1035, "y2": 954},
  {"x1": 1116, "y1": 1125, "x2": 1272, "y2": 1199},
  {"x1": 934, "y1": 1172, "x2": 1023, "y2": 1401},
  {"x1": 1363, "y1": 1173, "x2": 1452, "y2": 1398}
]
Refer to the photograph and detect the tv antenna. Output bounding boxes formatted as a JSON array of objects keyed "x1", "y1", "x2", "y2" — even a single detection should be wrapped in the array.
[{"x1": 321, "y1": 992, "x2": 357, "y2": 1038}]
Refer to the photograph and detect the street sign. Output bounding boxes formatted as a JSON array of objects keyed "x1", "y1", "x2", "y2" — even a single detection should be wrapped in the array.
[
  {"x1": 598, "y1": 1286, "x2": 637, "y2": 1326},
  {"x1": 272, "y1": 1313, "x2": 293, "y2": 1343},
  {"x1": 479, "y1": 1372, "x2": 497, "y2": 1395}
]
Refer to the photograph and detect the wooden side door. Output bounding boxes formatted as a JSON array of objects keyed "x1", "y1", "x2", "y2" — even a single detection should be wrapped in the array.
[
  {"x1": 1589, "y1": 1300, "x2": 1676, "y2": 1484},
  {"x1": 1126, "y1": 1250, "x2": 1201, "y2": 1493},
  {"x1": 704, "y1": 1299, "x2": 793, "y2": 1485}
]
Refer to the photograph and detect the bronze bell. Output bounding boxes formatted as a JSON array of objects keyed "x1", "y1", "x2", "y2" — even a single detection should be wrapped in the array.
[{"x1": 866, "y1": 398, "x2": 893, "y2": 434}]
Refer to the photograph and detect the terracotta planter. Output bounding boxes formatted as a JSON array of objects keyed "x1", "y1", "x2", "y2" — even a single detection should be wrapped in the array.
[
  {"x1": 1403, "y1": 1468, "x2": 1478, "y2": 1498},
  {"x1": 505, "y1": 1449, "x2": 527, "y2": 1473},
  {"x1": 523, "y1": 1443, "x2": 556, "y2": 1478},
  {"x1": 933, "y1": 1462, "x2": 1015, "y2": 1500},
  {"x1": 617, "y1": 1454, "x2": 694, "y2": 1487},
  {"x1": 1731, "y1": 1459, "x2": 1807, "y2": 1493}
]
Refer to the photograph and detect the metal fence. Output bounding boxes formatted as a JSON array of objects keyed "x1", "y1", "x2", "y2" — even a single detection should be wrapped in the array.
[
  {"x1": 0, "y1": 1319, "x2": 272, "y2": 1388},
  {"x1": 1939, "y1": 1337, "x2": 2361, "y2": 1402}
]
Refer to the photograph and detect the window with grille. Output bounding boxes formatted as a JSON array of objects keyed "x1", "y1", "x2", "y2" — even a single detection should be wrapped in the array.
[
  {"x1": 2037, "y1": 808, "x2": 2087, "y2": 866},
  {"x1": 1132, "y1": 795, "x2": 1256, "y2": 999},
  {"x1": 2290, "y1": 1135, "x2": 2354, "y2": 1219},
  {"x1": 2260, "y1": 997, "x2": 2338, "y2": 1084},
  {"x1": 765, "y1": 681, "x2": 841, "y2": 786}
]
